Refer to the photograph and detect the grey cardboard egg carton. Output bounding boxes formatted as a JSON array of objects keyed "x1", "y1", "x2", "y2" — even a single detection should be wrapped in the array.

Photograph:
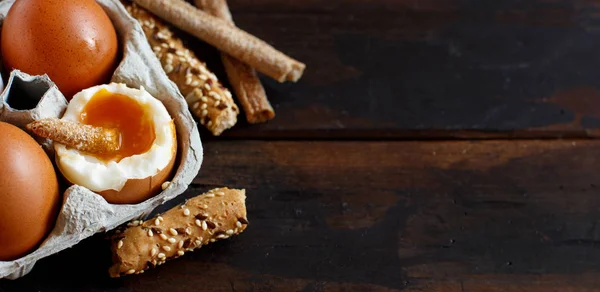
[{"x1": 0, "y1": 0, "x2": 203, "y2": 279}]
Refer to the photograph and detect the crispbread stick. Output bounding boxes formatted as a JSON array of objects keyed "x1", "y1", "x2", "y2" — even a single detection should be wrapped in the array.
[
  {"x1": 109, "y1": 188, "x2": 248, "y2": 277},
  {"x1": 26, "y1": 118, "x2": 119, "y2": 155},
  {"x1": 124, "y1": 2, "x2": 239, "y2": 135},
  {"x1": 133, "y1": 0, "x2": 306, "y2": 82},
  {"x1": 194, "y1": 0, "x2": 275, "y2": 124}
]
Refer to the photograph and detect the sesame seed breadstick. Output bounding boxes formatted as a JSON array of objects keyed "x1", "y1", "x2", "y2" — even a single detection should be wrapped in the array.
[
  {"x1": 109, "y1": 188, "x2": 248, "y2": 277},
  {"x1": 26, "y1": 118, "x2": 119, "y2": 155},
  {"x1": 194, "y1": 0, "x2": 275, "y2": 124},
  {"x1": 124, "y1": 2, "x2": 239, "y2": 136},
  {"x1": 133, "y1": 0, "x2": 306, "y2": 83}
]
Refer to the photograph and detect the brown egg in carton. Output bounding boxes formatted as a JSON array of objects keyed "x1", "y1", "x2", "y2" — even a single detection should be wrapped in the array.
[{"x1": 0, "y1": 0, "x2": 203, "y2": 279}]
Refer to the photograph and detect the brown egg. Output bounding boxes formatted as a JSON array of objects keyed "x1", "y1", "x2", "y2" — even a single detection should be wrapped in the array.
[
  {"x1": 55, "y1": 84, "x2": 177, "y2": 205},
  {"x1": 0, "y1": 122, "x2": 60, "y2": 261},
  {"x1": 0, "y1": 0, "x2": 119, "y2": 99}
]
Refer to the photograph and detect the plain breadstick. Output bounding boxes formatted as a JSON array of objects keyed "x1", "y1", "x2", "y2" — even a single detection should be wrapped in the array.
[
  {"x1": 109, "y1": 188, "x2": 248, "y2": 277},
  {"x1": 133, "y1": 0, "x2": 305, "y2": 83},
  {"x1": 194, "y1": 0, "x2": 275, "y2": 124}
]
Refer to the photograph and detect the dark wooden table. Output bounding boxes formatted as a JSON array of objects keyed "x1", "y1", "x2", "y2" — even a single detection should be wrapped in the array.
[{"x1": 4, "y1": 0, "x2": 600, "y2": 291}]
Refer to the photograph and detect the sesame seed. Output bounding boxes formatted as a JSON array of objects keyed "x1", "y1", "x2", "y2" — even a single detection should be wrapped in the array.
[
  {"x1": 164, "y1": 64, "x2": 174, "y2": 74},
  {"x1": 208, "y1": 92, "x2": 219, "y2": 99},
  {"x1": 214, "y1": 100, "x2": 221, "y2": 107},
  {"x1": 127, "y1": 220, "x2": 140, "y2": 227},
  {"x1": 150, "y1": 247, "x2": 157, "y2": 257},
  {"x1": 204, "y1": 84, "x2": 211, "y2": 91},
  {"x1": 195, "y1": 219, "x2": 202, "y2": 227},
  {"x1": 148, "y1": 229, "x2": 154, "y2": 237},
  {"x1": 193, "y1": 102, "x2": 200, "y2": 110},
  {"x1": 154, "y1": 218, "x2": 161, "y2": 226},
  {"x1": 161, "y1": 181, "x2": 171, "y2": 190},
  {"x1": 159, "y1": 234, "x2": 168, "y2": 240},
  {"x1": 117, "y1": 240, "x2": 123, "y2": 249},
  {"x1": 217, "y1": 192, "x2": 225, "y2": 196},
  {"x1": 168, "y1": 238, "x2": 177, "y2": 243},
  {"x1": 201, "y1": 103, "x2": 207, "y2": 110},
  {"x1": 153, "y1": 46, "x2": 161, "y2": 52},
  {"x1": 178, "y1": 250, "x2": 185, "y2": 256},
  {"x1": 201, "y1": 96, "x2": 208, "y2": 103},
  {"x1": 178, "y1": 240, "x2": 184, "y2": 248},
  {"x1": 160, "y1": 43, "x2": 168, "y2": 48},
  {"x1": 162, "y1": 246, "x2": 171, "y2": 252},
  {"x1": 185, "y1": 77, "x2": 192, "y2": 85},
  {"x1": 202, "y1": 221, "x2": 207, "y2": 231},
  {"x1": 236, "y1": 221, "x2": 243, "y2": 228},
  {"x1": 191, "y1": 80, "x2": 200, "y2": 87},
  {"x1": 185, "y1": 227, "x2": 192, "y2": 235},
  {"x1": 199, "y1": 74, "x2": 208, "y2": 80},
  {"x1": 225, "y1": 91, "x2": 233, "y2": 99},
  {"x1": 158, "y1": 253, "x2": 166, "y2": 259},
  {"x1": 183, "y1": 209, "x2": 190, "y2": 216},
  {"x1": 206, "y1": 193, "x2": 215, "y2": 198},
  {"x1": 127, "y1": 269, "x2": 136, "y2": 275},
  {"x1": 169, "y1": 228, "x2": 178, "y2": 236},
  {"x1": 226, "y1": 229, "x2": 234, "y2": 235},
  {"x1": 194, "y1": 240, "x2": 202, "y2": 246},
  {"x1": 202, "y1": 204, "x2": 208, "y2": 209},
  {"x1": 201, "y1": 109, "x2": 208, "y2": 117},
  {"x1": 207, "y1": 120, "x2": 213, "y2": 127},
  {"x1": 158, "y1": 216, "x2": 164, "y2": 222},
  {"x1": 217, "y1": 234, "x2": 228, "y2": 239},
  {"x1": 210, "y1": 239, "x2": 216, "y2": 243}
]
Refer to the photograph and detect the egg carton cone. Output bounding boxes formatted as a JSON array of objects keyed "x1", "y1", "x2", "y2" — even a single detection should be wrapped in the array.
[{"x1": 0, "y1": 0, "x2": 203, "y2": 279}]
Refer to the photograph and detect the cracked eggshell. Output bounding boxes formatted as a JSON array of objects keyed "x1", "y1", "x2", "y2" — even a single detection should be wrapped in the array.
[{"x1": 0, "y1": 0, "x2": 203, "y2": 279}]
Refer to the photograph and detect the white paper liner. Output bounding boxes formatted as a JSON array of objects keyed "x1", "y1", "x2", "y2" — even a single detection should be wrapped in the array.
[{"x1": 0, "y1": 0, "x2": 203, "y2": 279}]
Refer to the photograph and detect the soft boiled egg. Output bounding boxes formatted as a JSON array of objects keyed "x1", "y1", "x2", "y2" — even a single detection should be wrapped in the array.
[{"x1": 55, "y1": 83, "x2": 177, "y2": 204}]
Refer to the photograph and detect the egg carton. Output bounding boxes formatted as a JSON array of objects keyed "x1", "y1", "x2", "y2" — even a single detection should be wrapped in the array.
[{"x1": 0, "y1": 0, "x2": 203, "y2": 279}]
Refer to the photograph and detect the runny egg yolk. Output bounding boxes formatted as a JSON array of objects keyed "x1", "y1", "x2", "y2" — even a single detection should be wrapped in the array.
[{"x1": 80, "y1": 89, "x2": 155, "y2": 162}]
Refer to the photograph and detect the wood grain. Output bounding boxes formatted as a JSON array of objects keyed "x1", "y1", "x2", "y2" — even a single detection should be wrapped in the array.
[
  {"x1": 180, "y1": 0, "x2": 600, "y2": 138},
  {"x1": 3, "y1": 1, "x2": 600, "y2": 291},
  {"x1": 4, "y1": 140, "x2": 600, "y2": 291}
]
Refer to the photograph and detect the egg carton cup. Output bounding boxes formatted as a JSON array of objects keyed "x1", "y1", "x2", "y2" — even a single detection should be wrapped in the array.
[{"x1": 0, "y1": 0, "x2": 203, "y2": 279}]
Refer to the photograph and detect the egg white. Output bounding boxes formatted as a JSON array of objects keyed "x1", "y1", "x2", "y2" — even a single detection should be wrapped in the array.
[{"x1": 55, "y1": 83, "x2": 175, "y2": 192}]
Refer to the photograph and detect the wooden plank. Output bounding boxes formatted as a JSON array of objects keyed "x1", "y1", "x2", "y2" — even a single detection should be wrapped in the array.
[
  {"x1": 5, "y1": 140, "x2": 600, "y2": 290},
  {"x1": 182, "y1": 0, "x2": 600, "y2": 138}
]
